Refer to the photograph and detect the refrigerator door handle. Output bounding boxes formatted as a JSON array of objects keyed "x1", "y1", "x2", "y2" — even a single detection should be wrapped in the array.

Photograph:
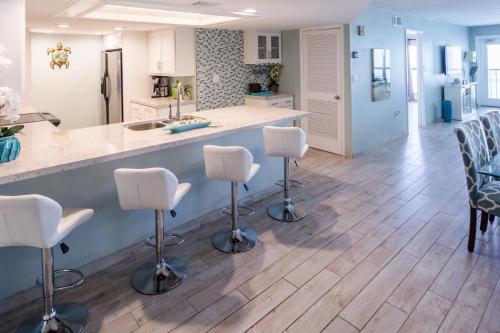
[
  {"x1": 105, "y1": 75, "x2": 111, "y2": 99},
  {"x1": 101, "y1": 76, "x2": 106, "y2": 96}
]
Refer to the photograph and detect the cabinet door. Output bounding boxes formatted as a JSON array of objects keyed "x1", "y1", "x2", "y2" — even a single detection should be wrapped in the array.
[
  {"x1": 257, "y1": 34, "x2": 268, "y2": 63},
  {"x1": 160, "y1": 30, "x2": 176, "y2": 75},
  {"x1": 144, "y1": 106, "x2": 157, "y2": 120},
  {"x1": 280, "y1": 96, "x2": 294, "y2": 109},
  {"x1": 269, "y1": 33, "x2": 281, "y2": 63},
  {"x1": 130, "y1": 104, "x2": 145, "y2": 121},
  {"x1": 181, "y1": 103, "x2": 197, "y2": 114},
  {"x1": 269, "y1": 100, "x2": 281, "y2": 108},
  {"x1": 148, "y1": 33, "x2": 162, "y2": 74}
]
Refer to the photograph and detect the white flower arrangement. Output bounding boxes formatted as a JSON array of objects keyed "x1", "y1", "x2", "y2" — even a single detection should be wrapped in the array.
[
  {"x1": 0, "y1": 87, "x2": 20, "y2": 117},
  {"x1": 0, "y1": 44, "x2": 12, "y2": 72},
  {"x1": 0, "y1": 44, "x2": 20, "y2": 118}
]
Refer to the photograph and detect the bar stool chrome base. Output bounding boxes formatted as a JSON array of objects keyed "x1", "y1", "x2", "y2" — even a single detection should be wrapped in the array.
[
  {"x1": 213, "y1": 227, "x2": 258, "y2": 253},
  {"x1": 132, "y1": 257, "x2": 187, "y2": 295},
  {"x1": 16, "y1": 302, "x2": 87, "y2": 333},
  {"x1": 221, "y1": 206, "x2": 255, "y2": 216},
  {"x1": 267, "y1": 157, "x2": 307, "y2": 223},
  {"x1": 267, "y1": 202, "x2": 306, "y2": 222}
]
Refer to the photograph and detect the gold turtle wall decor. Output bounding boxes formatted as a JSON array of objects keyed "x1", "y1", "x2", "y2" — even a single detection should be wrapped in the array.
[{"x1": 47, "y1": 42, "x2": 71, "y2": 69}]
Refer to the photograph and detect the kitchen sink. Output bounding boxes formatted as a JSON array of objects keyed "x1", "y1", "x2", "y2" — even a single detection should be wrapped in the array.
[
  {"x1": 124, "y1": 116, "x2": 207, "y2": 131},
  {"x1": 124, "y1": 121, "x2": 166, "y2": 131},
  {"x1": 162, "y1": 115, "x2": 206, "y2": 124}
]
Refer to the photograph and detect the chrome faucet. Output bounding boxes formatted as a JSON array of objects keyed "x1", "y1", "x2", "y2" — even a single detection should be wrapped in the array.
[{"x1": 176, "y1": 81, "x2": 184, "y2": 121}]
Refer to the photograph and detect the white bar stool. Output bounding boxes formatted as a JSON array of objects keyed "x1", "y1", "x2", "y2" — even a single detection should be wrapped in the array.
[
  {"x1": 0, "y1": 194, "x2": 94, "y2": 333},
  {"x1": 114, "y1": 167, "x2": 190, "y2": 295},
  {"x1": 203, "y1": 145, "x2": 260, "y2": 253},
  {"x1": 263, "y1": 126, "x2": 309, "y2": 222}
]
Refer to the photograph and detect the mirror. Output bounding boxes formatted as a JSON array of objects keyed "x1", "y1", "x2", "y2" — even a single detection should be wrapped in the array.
[{"x1": 372, "y1": 48, "x2": 391, "y2": 101}]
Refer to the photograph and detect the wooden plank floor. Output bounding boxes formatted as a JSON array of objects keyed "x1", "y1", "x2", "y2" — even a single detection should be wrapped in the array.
[{"x1": 2, "y1": 118, "x2": 500, "y2": 333}]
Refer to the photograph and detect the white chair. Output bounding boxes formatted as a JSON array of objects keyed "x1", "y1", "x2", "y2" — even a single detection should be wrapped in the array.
[
  {"x1": 263, "y1": 126, "x2": 308, "y2": 222},
  {"x1": 114, "y1": 167, "x2": 191, "y2": 295},
  {"x1": 203, "y1": 145, "x2": 260, "y2": 253},
  {"x1": 0, "y1": 194, "x2": 93, "y2": 333}
]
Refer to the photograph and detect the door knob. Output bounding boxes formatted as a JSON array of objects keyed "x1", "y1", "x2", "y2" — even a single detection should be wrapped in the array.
[{"x1": 335, "y1": 95, "x2": 341, "y2": 100}]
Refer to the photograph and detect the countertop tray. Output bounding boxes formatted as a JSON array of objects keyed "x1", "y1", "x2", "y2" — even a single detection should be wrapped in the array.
[{"x1": 164, "y1": 120, "x2": 212, "y2": 133}]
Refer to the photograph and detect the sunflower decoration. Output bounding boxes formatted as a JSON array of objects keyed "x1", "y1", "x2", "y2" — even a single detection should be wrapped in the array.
[{"x1": 268, "y1": 64, "x2": 283, "y2": 92}]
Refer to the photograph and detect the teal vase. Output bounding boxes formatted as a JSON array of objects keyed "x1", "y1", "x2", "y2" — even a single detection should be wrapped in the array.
[{"x1": 0, "y1": 136, "x2": 21, "y2": 163}]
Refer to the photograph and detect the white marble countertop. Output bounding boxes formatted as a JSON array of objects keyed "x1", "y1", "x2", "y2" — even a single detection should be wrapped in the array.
[
  {"x1": 0, "y1": 106, "x2": 309, "y2": 185},
  {"x1": 244, "y1": 92, "x2": 293, "y2": 100},
  {"x1": 130, "y1": 97, "x2": 195, "y2": 108}
]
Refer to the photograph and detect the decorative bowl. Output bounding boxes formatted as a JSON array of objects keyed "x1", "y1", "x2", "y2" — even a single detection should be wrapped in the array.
[{"x1": 0, "y1": 136, "x2": 20, "y2": 163}]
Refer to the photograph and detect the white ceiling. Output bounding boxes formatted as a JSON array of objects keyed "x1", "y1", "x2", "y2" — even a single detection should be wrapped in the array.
[
  {"x1": 27, "y1": 0, "x2": 371, "y2": 35},
  {"x1": 371, "y1": 0, "x2": 500, "y2": 27}
]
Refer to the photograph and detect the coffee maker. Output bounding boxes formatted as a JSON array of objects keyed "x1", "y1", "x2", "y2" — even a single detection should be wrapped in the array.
[{"x1": 152, "y1": 76, "x2": 169, "y2": 98}]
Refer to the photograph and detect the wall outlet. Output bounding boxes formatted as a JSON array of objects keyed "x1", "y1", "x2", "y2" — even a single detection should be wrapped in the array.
[
  {"x1": 395, "y1": 110, "x2": 401, "y2": 118},
  {"x1": 212, "y1": 74, "x2": 220, "y2": 83}
]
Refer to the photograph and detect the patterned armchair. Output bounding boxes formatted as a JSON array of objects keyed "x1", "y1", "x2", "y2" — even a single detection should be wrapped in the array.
[
  {"x1": 455, "y1": 119, "x2": 500, "y2": 252},
  {"x1": 479, "y1": 110, "x2": 500, "y2": 158}
]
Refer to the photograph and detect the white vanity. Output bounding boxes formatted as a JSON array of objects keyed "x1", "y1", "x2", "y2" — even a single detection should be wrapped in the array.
[{"x1": 444, "y1": 82, "x2": 477, "y2": 120}]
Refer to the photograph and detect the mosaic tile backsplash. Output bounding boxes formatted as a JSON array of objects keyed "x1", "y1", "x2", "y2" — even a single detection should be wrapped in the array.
[{"x1": 196, "y1": 29, "x2": 273, "y2": 111}]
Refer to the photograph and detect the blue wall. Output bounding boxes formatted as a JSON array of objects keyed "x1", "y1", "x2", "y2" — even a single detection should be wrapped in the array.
[
  {"x1": 348, "y1": 7, "x2": 470, "y2": 154},
  {"x1": 469, "y1": 25, "x2": 500, "y2": 50},
  {"x1": 0, "y1": 127, "x2": 282, "y2": 299}
]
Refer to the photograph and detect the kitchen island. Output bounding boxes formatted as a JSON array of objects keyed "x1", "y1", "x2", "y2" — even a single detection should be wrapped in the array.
[{"x1": 0, "y1": 105, "x2": 308, "y2": 300}]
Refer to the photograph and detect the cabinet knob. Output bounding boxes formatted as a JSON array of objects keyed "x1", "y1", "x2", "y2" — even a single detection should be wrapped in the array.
[{"x1": 335, "y1": 95, "x2": 341, "y2": 100}]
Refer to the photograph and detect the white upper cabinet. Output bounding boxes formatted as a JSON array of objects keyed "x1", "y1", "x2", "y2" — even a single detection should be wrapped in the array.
[
  {"x1": 244, "y1": 31, "x2": 282, "y2": 64},
  {"x1": 148, "y1": 27, "x2": 195, "y2": 76}
]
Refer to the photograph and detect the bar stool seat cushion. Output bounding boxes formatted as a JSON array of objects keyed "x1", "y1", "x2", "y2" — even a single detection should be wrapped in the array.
[
  {"x1": 0, "y1": 194, "x2": 94, "y2": 249},
  {"x1": 114, "y1": 168, "x2": 191, "y2": 210},
  {"x1": 263, "y1": 126, "x2": 308, "y2": 159},
  {"x1": 203, "y1": 145, "x2": 260, "y2": 183}
]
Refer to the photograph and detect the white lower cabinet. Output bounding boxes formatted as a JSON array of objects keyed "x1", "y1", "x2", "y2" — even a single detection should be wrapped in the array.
[
  {"x1": 130, "y1": 103, "x2": 145, "y2": 121},
  {"x1": 244, "y1": 95, "x2": 294, "y2": 109},
  {"x1": 130, "y1": 102, "x2": 196, "y2": 121}
]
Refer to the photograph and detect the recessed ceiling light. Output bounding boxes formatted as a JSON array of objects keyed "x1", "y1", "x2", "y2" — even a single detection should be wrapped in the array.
[
  {"x1": 30, "y1": 29, "x2": 55, "y2": 34},
  {"x1": 83, "y1": 4, "x2": 246, "y2": 26},
  {"x1": 243, "y1": 8, "x2": 257, "y2": 13},
  {"x1": 57, "y1": 24, "x2": 70, "y2": 28},
  {"x1": 113, "y1": 27, "x2": 125, "y2": 31}
]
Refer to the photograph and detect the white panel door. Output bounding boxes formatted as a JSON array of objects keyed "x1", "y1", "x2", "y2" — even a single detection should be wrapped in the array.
[
  {"x1": 301, "y1": 28, "x2": 344, "y2": 155},
  {"x1": 479, "y1": 37, "x2": 500, "y2": 107}
]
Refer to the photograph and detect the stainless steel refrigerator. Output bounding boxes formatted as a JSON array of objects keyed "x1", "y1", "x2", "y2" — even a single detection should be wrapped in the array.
[{"x1": 100, "y1": 49, "x2": 123, "y2": 124}]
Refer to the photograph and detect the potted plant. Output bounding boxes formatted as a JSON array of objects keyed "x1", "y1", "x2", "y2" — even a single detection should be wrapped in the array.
[
  {"x1": 0, "y1": 124, "x2": 23, "y2": 163},
  {"x1": 268, "y1": 64, "x2": 284, "y2": 93}
]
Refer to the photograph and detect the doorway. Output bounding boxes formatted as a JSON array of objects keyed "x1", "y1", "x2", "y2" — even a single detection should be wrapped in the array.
[
  {"x1": 478, "y1": 37, "x2": 500, "y2": 107},
  {"x1": 406, "y1": 30, "x2": 424, "y2": 133},
  {"x1": 300, "y1": 26, "x2": 345, "y2": 155}
]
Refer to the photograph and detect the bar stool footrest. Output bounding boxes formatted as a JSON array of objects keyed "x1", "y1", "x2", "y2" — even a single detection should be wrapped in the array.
[
  {"x1": 35, "y1": 269, "x2": 85, "y2": 292},
  {"x1": 275, "y1": 179, "x2": 304, "y2": 189},
  {"x1": 145, "y1": 233, "x2": 184, "y2": 248},
  {"x1": 221, "y1": 206, "x2": 255, "y2": 216}
]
